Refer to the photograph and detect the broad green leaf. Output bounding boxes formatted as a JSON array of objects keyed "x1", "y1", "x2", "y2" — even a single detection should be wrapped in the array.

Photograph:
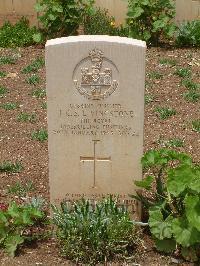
[
  {"x1": 127, "y1": 7, "x2": 144, "y2": 19},
  {"x1": 4, "y1": 235, "x2": 24, "y2": 257},
  {"x1": 189, "y1": 168, "x2": 200, "y2": 192},
  {"x1": 172, "y1": 218, "x2": 200, "y2": 247},
  {"x1": 167, "y1": 165, "x2": 196, "y2": 196},
  {"x1": 0, "y1": 211, "x2": 8, "y2": 224},
  {"x1": 155, "y1": 238, "x2": 176, "y2": 253},
  {"x1": 0, "y1": 226, "x2": 8, "y2": 244},
  {"x1": 48, "y1": 14, "x2": 56, "y2": 21},
  {"x1": 52, "y1": 5, "x2": 63, "y2": 13},
  {"x1": 149, "y1": 207, "x2": 173, "y2": 240},
  {"x1": 143, "y1": 30, "x2": 151, "y2": 41},
  {"x1": 153, "y1": 19, "x2": 166, "y2": 31},
  {"x1": 185, "y1": 195, "x2": 200, "y2": 231},
  {"x1": 7, "y1": 202, "x2": 20, "y2": 218},
  {"x1": 34, "y1": 3, "x2": 44, "y2": 12},
  {"x1": 134, "y1": 175, "x2": 154, "y2": 190},
  {"x1": 33, "y1": 33, "x2": 42, "y2": 43}
]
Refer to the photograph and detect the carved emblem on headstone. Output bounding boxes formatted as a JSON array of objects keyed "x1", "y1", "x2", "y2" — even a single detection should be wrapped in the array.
[{"x1": 73, "y1": 48, "x2": 119, "y2": 100}]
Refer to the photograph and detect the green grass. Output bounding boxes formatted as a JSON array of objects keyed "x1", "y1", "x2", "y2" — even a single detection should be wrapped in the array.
[
  {"x1": 181, "y1": 79, "x2": 199, "y2": 90},
  {"x1": 0, "y1": 56, "x2": 16, "y2": 65},
  {"x1": 183, "y1": 90, "x2": 200, "y2": 103},
  {"x1": 165, "y1": 138, "x2": 184, "y2": 148},
  {"x1": 17, "y1": 112, "x2": 36, "y2": 123},
  {"x1": 174, "y1": 67, "x2": 191, "y2": 78},
  {"x1": 22, "y1": 57, "x2": 45, "y2": 74},
  {"x1": 1, "y1": 102, "x2": 19, "y2": 110},
  {"x1": 0, "y1": 86, "x2": 8, "y2": 97},
  {"x1": 145, "y1": 94, "x2": 154, "y2": 105},
  {"x1": 159, "y1": 58, "x2": 177, "y2": 66},
  {"x1": 0, "y1": 161, "x2": 23, "y2": 173},
  {"x1": 155, "y1": 107, "x2": 176, "y2": 120},
  {"x1": 26, "y1": 74, "x2": 41, "y2": 85},
  {"x1": 148, "y1": 71, "x2": 163, "y2": 80},
  {"x1": 7, "y1": 181, "x2": 35, "y2": 197},
  {"x1": 32, "y1": 88, "x2": 46, "y2": 98},
  {"x1": 31, "y1": 129, "x2": 48, "y2": 142},
  {"x1": 0, "y1": 71, "x2": 6, "y2": 78},
  {"x1": 192, "y1": 120, "x2": 200, "y2": 133},
  {"x1": 41, "y1": 102, "x2": 47, "y2": 109}
]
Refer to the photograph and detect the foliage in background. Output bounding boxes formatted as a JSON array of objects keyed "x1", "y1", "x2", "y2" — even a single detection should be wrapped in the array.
[
  {"x1": 52, "y1": 197, "x2": 138, "y2": 265},
  {"x1": 0, "y1": 17, "x2": 39, "y2": 48},
  {"x1": 0, "y1": 199, "x2": 45, "y2": 257},
  {"x1": 126, "y1": 0, "x2": 176, "y2": 45},
  {"x1": 176, "y1": 20, "x2": 200, "y2": 47},
  {"x1": 84, "y1": 8, "x2": 128, "y2": 36},
  {"x1": 34, "y1": 0, "x2": 95, "y2": 41},
  {"x1": 131, "y1": 149, "x2": 200, "y2": 261}
]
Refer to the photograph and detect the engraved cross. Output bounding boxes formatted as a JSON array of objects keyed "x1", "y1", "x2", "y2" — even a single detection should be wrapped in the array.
[{"x1": 80, "y1": 140, "x2": 111, "y2": 188}]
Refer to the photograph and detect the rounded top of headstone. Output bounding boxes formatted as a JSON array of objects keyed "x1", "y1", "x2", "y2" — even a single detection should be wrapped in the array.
[{"x1": 46, "y1": 35, "x2": 146, "y2": 48}]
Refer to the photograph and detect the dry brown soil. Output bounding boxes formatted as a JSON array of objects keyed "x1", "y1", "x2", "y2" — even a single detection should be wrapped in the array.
[{"x1": 0, "y1": 46, "x2": 199, "y2": 265}]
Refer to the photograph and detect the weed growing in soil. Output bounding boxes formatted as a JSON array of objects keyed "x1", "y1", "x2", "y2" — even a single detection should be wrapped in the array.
[
  {"x1": 159, "y1": 58, "x2": 177, "y2": 66},
  {"x1": 31, "y1": 129, "x2": 48, "y2": 142},
  {"x1": 192, "y1": 119, "x2": 200, "y2": 133},
  {"x1": 0, "y1": 71, "x2": 6, "y2": 78},
  {"x1": 1, "y1": 102, "x2": 19, "y2": 110},
  {"x1": 7, "y1": 181, "x2": 35, "y2": 198},
  {"x1": 22, "y1": 57, "x2": 45, "y2": 74},
  {"x1": 0, "y1": 56, "x2": 16, "y2": 65},
  {"x1": 181, "y1": 79, "x2": 199, "y2": 90},
  {"x1": 26, "y1": 74, "x2": 41, "y2": 85},
  {"x1": 0, "y1": 86, "x2": 8, "y2": 97},
  {"x1": 52, "y1": 197, "x2": 138, "y2": 265},
  {"x1": 145, "y1": 94, "x2": 154, "y2": 105},
  {"x1": 0, "y1": 161, "x2": 23, "y2": 173},
  {"x1": 159, "y1": 138, "x2": 184, "y2": 148},
  {"x1": 17, "y1": 112, "x2": 37, "y2": 123},
  {"x1": 175, "y1": 67, "x2": 191, "y2": 78},
  {"x1": 183, "y1": 90, "x2": 200, "y2": 103},
  {"x1": 41, "y1": 102, "x2": 47, "y2": 109},
  {"x1": 32, "y1": 88, "x2": 46, "y2": 98},
  {"x1": 148, "y1": 71, "x2": 163, "y2": 79},
  {"x1": 155, "y1": 107, "x2": 176, "y2": 119}
]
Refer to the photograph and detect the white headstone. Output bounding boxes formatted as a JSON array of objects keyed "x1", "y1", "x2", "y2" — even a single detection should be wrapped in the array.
[{"x1": 46, "y1": 35, "x2": 146, "y2": 217}]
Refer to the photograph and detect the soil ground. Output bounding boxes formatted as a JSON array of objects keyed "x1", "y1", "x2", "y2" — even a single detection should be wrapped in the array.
[{"x1": 0, "y1": 46, "x2": 199, "y2": 265}]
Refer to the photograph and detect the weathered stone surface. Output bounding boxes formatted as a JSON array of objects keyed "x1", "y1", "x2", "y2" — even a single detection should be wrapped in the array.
[{"x1": 46, "y1": 35, "x2": 146, "y2": 216}]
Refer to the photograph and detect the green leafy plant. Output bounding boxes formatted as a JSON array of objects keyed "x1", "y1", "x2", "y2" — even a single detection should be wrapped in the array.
[
  {"x1": 126, "y1": 0, "x2": 176, "y2": 45},
  {"x1": 7, "y1": 181, "x2": 35, "y2": 198},
  {"x1": 0, "y1": 200, "x2": 45, "y2": 257},
  {"x1": 52, "y1": 197, "x2": 138, "y2": 265},
  {"x1": 0, "y1": 17, "x2": 40, "y2": 48},
  {"x1": 175, "y1": 68, "x2": 191, "y2": 78},
  {"x1": 148, "y1": 71, "x2": 163, "y2": 80},
  {"x1": 32, "y1": 88, "x2": 46, "y2": 98},
  {"x1": 34, "y1": 0, "x2": 95, "y2": 40},
  {"x1": 155, "y1": 107, "x2": 176, "y2": 120},
  {"x1": 41, "y1": 102, "x2": 47, "y2": 109},
  {"x1": 159, "y1": 138, "x2": 184, "y2": 148},
  {"x1": 159, "y1": 58, "x2": 177, "y2": 66},
  {"x1": 181, "y1": 79, "x2": 199, "y2": 90},
  {"x1": 84, "y1": 7, "x2": 127, "y2": 36},
  {"x1": 26, "y1": 74, "x2": 41, "y2": 85},
  {"x1": 0, "y1": 71, "x2": 6, "y2": 78},
  {"x1": 1, "y1": 102, "x2": 19, "y2": 110},
  {"x1": 31, "y1": 129, "x2": 48, "y2": 142},
  {"x1": 183, "y1": 90, "x2": 200, "y2": 103},
  {"x1": 145, "y1": 94, "x2": 154, "y2": 105},
  {"x1": 0, "y1": 161, "x2": 23, "y2": 173},
  {"x1": 0, "y1": 56, "x2": 16, "y2": 65},
  {"x1": 192, "y1": 119, "x2": 200, "y2": 133},
  {"x1": 0, "y1": 86, "x2": 8, "y2": 97},
  {"x1": 22, "y1": 57, "x2": 45, "y2": 74},
  {"x1": 132, "y1": 149, "x2": 200, "y2": 261},
  {"x1": 17, "y1": 112, "x2": 37, "y2": 123},
  {"x1": 176, "y1": 20, "x2": 200, "y2": 47}
]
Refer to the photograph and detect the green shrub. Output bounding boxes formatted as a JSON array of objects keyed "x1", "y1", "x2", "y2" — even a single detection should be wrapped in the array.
[
  {"x1": 52, "y1": 197, "x2": 138, "y2": 265},
  {"x1": 132, "y1": 149, "x2": 200, "y2": 261},
  {"x1": 0, "y1": 17, "x2": 39, "y2": 48},
  {"x1": 35, "y1": 0, "x2": 95, "y2": 40},
  {"x1": 126, "y1": 0, "x2": 176, "y2": 45},
  {"x1": 31, "y1": 129, "x2": 48, "y2": 142},
  {"x1": 176, "y1": 20, "x2": 200, "y2": 47},
  {"x1": 155, "y1": 107, "x2": 176, "y2": 120},
  {"x1": 0, "y1": 199, "x2": 45, "y2": 257},
  {"x1": 84, "y1": 8, "x2": 128, "y2": 36}
]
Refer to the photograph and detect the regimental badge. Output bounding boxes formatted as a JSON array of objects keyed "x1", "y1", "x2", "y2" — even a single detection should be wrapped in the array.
[{"x1": 73, "y1": 48, "x2": 119, "y2": 100}]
